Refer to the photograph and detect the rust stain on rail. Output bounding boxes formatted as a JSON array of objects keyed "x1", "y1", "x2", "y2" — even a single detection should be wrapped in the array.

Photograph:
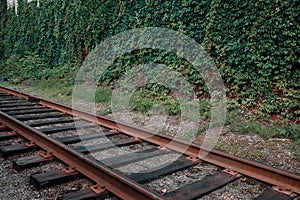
[
  {"x1": 0, "y1": 111, "x2": 163, "y2": 200},
  {"x1": 0, "y1": 85, "x2": 299, "y2": 195}
]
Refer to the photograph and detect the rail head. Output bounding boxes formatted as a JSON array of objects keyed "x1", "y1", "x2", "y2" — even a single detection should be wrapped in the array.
[
  {"x1": 0, "y1": 111, "x2": 164, "y2": 200},
  {"x1": 0, "y1": 85, "x2": 299, "y2": 195}
]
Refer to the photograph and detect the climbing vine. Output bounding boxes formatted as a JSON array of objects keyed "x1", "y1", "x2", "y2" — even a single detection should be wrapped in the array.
[{"x1": 0, "y1": 0, "x2": 299, "y2": 122}]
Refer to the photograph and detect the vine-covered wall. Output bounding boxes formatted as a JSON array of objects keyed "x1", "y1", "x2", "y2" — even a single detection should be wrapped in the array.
[
  {"x1": 0, "y1": 0, "x2": 7, "y2": 58},
  {"x1": 0, "y1": 0, "x2": 299, "y2": 121}
]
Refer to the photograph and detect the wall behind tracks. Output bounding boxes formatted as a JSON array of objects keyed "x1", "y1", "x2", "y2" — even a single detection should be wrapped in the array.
[{"x1": 0, "y1": 0, "x2": 299, "y2": 122}]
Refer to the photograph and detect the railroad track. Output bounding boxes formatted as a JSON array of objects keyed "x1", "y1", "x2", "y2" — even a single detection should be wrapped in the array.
[{"x1": 0, "y1": 85, "x2": 299, "y2": 200}]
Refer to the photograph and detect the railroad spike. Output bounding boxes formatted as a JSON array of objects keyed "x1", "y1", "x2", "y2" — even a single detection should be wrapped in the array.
[
  {"x1": 272, "y1": 186, "x2": 298, "y2": 197},
  {"x1": 1, "y1": 85, "x2": 300, "y2": 198},
  {"x1": 223, "y1": 168, "x2": 242, "y2": 177},
  {"x1": 8, "y1": 131, "x2": 18, "y2": 136},
  {"x1": 132, "y1": 136, "x2": 142, "y2": 142},
  {"x1": 109, "y1": 129, "x2": 120, "y2": 133},
  {"x1": 25, "y1": 141, "x2": 36, "y2": 147},
  {"x1": 185, "y1": 155, "x2": 201, "y2": 162},
  {"x1": 89, "y1": 184, "x2": 106, "y2": 194},
  {"x1": 39, "y1": 152, "x2": 53, "y2": 159},
  {"x1": 157, "y1": 146, "x2": 168, "y2": 150},
  {"x1": 62, "y1": 166, "x2": 77, "y2": 174}
]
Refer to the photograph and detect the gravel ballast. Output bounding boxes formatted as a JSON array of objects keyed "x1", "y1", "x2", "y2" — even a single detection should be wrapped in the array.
[{"x1": 0, "y1": 98, "x2": 299, "y2": 199}]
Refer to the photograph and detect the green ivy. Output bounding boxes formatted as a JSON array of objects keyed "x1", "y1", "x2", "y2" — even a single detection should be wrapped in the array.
[
  {"x1": 0, "y1": 0, "x2": 7, "y2": 59},
  {"x1": 0, "y1": 0, "x2": 299, "y2": 122}
]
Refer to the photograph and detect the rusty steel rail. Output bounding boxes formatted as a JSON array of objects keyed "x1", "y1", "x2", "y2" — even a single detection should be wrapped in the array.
[
  {"x1": 0, "y1": 111, "x2": 163, "y2": 200},
  {"x1": 0, "y1": 85, "x2": 299, "y2": 195}
]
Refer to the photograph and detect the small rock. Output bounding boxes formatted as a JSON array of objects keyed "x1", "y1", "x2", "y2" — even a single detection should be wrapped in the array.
[{"x1": 161, "y1": 189, "x2": 167, "y2": 194}]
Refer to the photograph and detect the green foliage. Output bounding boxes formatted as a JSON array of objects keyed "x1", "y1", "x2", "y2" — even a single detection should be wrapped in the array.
[
  {"x1": 95, "y1": 87, "x2": 112, "y2": 104},
  {"x1": 204, "y1": 0, "x2": 299, "y2": 122},
  {"x1": 163, "y1": 97, "x2": 181, "y2": 115},
  {"x1": 1, "y1": 52, "x2": 46, "y2": 83},
  {"x1": 127, "y1": 88, "x2": 181, "y2": 115},
  {"x1": 129, "y1": 91, "x2": 154, "y2": 113},
  {"x1": 230, "y1": 120, "x2": 300, "y2": 142},
  {"x1": 272, "y1": 124, "x2": 300, "y2": 141},
  {"x1": 225, "y1": 110, "x2": 239, "y2": 126},
  {"x1": 0, "y1": 0, "x2": 7, "y2": 58},
  {"x1": 291, "y1": 141, "x2": 300, "y2": 160},
  {"x1": 0, "y1": 0, "x2": 299, "y2": 127},
  {"x1": 34, "y1": 80, "x2": 73, "y2": 97}
]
